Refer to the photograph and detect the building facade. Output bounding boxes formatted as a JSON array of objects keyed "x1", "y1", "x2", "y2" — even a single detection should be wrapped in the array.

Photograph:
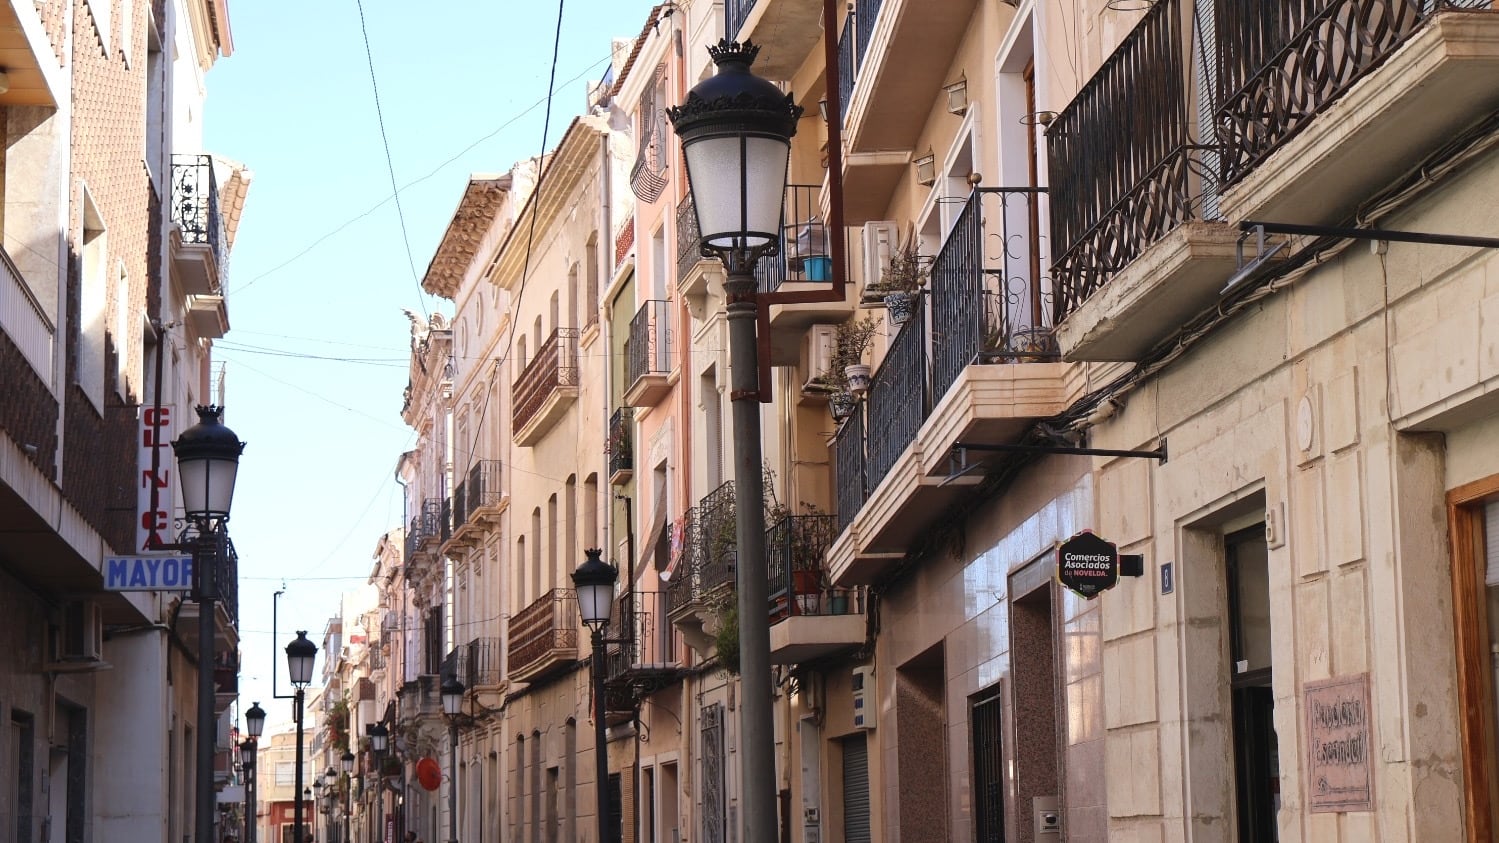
[
  {"x1": 344, "y1": 1, "x2": 1499, "y2": 843},
  {"x1": 0, "y1": 0, "x2": 248, "y2": 840}
]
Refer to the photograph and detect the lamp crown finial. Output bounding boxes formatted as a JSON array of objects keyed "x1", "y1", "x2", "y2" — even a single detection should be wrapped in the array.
[{"x1": 707, "y1": 39, "x2": 760, "y2": 67}]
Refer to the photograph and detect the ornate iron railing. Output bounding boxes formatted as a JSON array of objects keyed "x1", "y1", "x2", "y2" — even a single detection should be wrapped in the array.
[
  {"x1": 512, "y1": 327, "x2": 579, "y2": 431},
  {"x1": 726, "y1": 0, "x2": 757, "y2": 39},
  {"x1": 834, "y1": 409, "x2": 866, "y2": 535},
  {"x1": 838, "y1": 22, "x2": 856, "y2": 122},
  {"x1": 450, "y1": 480, "x2": 467, "y2": 533},
  {"x1": 440, "y1": 644, "x2": 467, "y2": 685},
  {"x1": 507, "y1": 589, "x2": 579, "y2": 674},
  {"x1": 766, "y1": 515, "x2": 838, "y2": 616},
  {"x1": 931, "y1": 189, "x2": 1057, "y2": 399},
  {"x1": 677, "y1": 193, "x2": 704, "y2": 281},
  {"x1": 626, "y1": 300, "x2": 673, "y2": 388},
  {"x1": 405, "y1": 516, "x2": 426, "y2": 562},
  {"x1": 608, "y1": 408, "x2": 633, "y2": 477},
  {"x1": 698, "y1": 481, "x2": 738, "y2": 593},
  {"x1": 464, "y1": 637, "x2": 503, "y2": 687},
  {"x1": 866, "y1": 298, "x2": 928, "y2": 492},
  {"x1": 465, "y1": 460, "x2": 502, "y2": 514},
  {"x1": 1215, "y1": 0, "x2": 1497, "y2": 186},
  {"x1": 1048, "y1": 0, "x2": 1199, "y2": 322},
  {"x1": 439, "y1": 498, "x2": 452, "y2": 545},
  {"x1": 170, "y1": 154, "x2": 227, "y2": 286},
  {"x1": 667, "y1": 507, "x2": 701, "y2": 614},
  {"x1": 755, "y1": 184, "x2": 828, "y2": 293}
]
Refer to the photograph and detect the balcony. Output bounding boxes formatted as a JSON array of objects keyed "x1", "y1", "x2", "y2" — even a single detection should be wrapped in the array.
[
  {"x1": 513, "y1": 328, "x2": 579, "y2": 444},
  {"x1": 1215, "y1": 1, "x2": 1499, "y2": 225},
  {"x1": 0, "y1": 246, "x2": 54, "y2": 381},
  {"x1": 608, "y1": 408, "x2": 634, "y2": 486},
  {"x1": 1047, "y1": 0, "x2": 1236, "y2": 362},
  {"x1": 624, "y1": 300, "x2": 673, "y2": 407},
  {"x1": 450, "y1": 460, "x2": 504, "y2": 547},
  {"x1": 677, "y1": 194, "x2": 727, "y2": 321},
  {"x1": 765, "y1": 514, "x2": 866, "y2": 664},
  {"x1": 171, "y1": 155, "x2": 229, "y2": 296},
  {"x1": 442, "y1": 637, "x2": 505, "y2": 699},
  {"x1": 666, "y1": 483, "x2": 739, "y2": 642},
  {"x1": 920, "y1": 188, "x2": 1070, "y2": 475},
  {"x1": 760, "y1": 185, "x2": 856, "y2": 363},
  {"x1": 507, "y1": 589, "x2": 580, "y2": 683},
  {"x1": 0, "y1": 0, "x2": 62, "y2": 107},
  {"x1": 397, "y1": 675, "x2": 444, "y2": 722},
  {"x1": 603, "y1": 591, "x2": 682, "y2": 717},
  {"x1": 728, "y1": 0, "x2": 825, "y2": 79}
]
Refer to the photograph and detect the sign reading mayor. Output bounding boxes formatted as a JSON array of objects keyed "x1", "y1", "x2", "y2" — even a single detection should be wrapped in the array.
[
  {"x1": 1057, "y1": 530, "x2": 1119, "y2": 599},
  {"x1": 105, "y1": 555, "x2": 195, "y2": 592}
]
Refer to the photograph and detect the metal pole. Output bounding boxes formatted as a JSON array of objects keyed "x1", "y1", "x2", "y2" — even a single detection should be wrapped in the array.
[
  {"x1": 294, "y1": 690, "x2": 306, "y2": 843},
  {"x1": 345, "y1": 779, "x2": 351, "y2": 843},
  {"x1": 196, "y1": 536, "x2": 218, "y2": 843},
  {"x1": 724, "y1": 261, "x2": 776, "y2": 843},
  {"x1": 448, "y1": 721, "x2": 459, "y2": 843},
  {"x1": 245, "y1": 744, "x2": 255, "y2": 843},
  {"x1": 592, "y1": 631, "x2": 610, "y2": 843}
]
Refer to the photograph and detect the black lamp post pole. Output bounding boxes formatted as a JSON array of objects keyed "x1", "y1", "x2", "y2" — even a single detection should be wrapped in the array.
[
  {"x1": 293, "y1": 690, "x2": 305, "y2": 843},
  {"x1": 194, "y1": 532, "x2": 218, "y2": 843},
  {"x1": 592, "y1": 629, "x2": 609, "y2": 843}
]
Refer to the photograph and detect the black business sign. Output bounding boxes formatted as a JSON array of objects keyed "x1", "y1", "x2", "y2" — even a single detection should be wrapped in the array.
[{"x1": 1057, "y1": 530, "x2": 1120, "y2": 599}]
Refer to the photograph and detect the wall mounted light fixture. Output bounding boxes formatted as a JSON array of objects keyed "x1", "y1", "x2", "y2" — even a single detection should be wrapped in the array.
[{"x1": 943, "y1": 75, "x2": 968, "y2": 115}]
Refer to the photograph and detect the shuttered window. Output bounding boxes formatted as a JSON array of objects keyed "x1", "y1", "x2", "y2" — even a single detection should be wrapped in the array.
[
  {"x1": 841, "y1": 735, "x2": 871, "y2": 843},
  {"x1": 1484, "y1": 498, "x2": 1499, "y2": 585}
]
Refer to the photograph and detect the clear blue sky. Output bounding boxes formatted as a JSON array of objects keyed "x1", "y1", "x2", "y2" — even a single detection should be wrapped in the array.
[{"x1": 205, "y1": 0, "x2": 657, "y2": 730}]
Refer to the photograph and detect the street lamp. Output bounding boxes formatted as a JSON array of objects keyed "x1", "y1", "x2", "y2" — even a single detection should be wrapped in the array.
[
  {"x1": 325, "y1": 768, "x2": 339, "y2": 843},
  {"x1": 172, "y1": 405, "x2": 246, "y2": 843},
  {"x1": 571, "y1": 548, "x2": 619, "y2": 843},
  {"x1": 668, "y1": 40, "x2": 801, "y2": 843},
  {"x1": 286, "y1": 632, "x2": 318, "y2": 843},
  {"x1": 243, "y1": 704, "x2": 264, "y2": 843},
  {"x1": 341, "y1": 749, "x2": 354, "y2": 843},
  {"x1": 440, "y1": 677, "x2": 464, "y2": 843}
]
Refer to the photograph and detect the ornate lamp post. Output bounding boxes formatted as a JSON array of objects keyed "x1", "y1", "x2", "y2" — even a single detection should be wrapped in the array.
[
  {"x1": 244, "y1": 701, "x2": 265, "y2": 843},
  {"x1": 440, "y1": 677, "x2": 465, "y2": 843},
  {"x1": 171, "y1": 405, "x2": 246, "y2": 843},
  {"x1": 286, "y1": 632, "x2": 318, "y2": 843},
  {"x1": 668, "y1": 40, "x2": 801, "y2": 843},
  {"x1": 342, "y1": 749, "x2": 355, "y2": 843},
  {"x1": 571, "y1": 548, "x2": 621, "y2": 843}
]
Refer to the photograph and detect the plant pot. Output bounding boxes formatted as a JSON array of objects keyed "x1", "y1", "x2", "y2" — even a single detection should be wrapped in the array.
[
  {"x1": 829, "y1": 391, "x2": 857, "y2": 421},
  {"x1": 804, "y1": 255, "x2": 832, "y2": 281},
  {"x1": 885, "y1": 292, "x2": 916, "y2": 325},
  {"x1": 844, "y1": 363, "x2": 872, "y2": 395}
]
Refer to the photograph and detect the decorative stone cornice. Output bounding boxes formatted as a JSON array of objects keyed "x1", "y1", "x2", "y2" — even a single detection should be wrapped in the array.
[{"x1": 421, "y1": 177, "x2": 513, "y2": 299}]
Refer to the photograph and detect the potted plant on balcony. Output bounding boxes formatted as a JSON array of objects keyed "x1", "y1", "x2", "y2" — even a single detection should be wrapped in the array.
[
  {"x1": 824, "y1": 314, "x2": 880, "y2": 408},
  {"x1": 871, "y1": 231, "x2": 928, "y2": 325}
]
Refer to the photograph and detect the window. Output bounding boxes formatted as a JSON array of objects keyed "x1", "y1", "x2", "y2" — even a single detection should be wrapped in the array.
[
  {"x1": 12, "y1": 710, "x2": 35, "y2": 843},
  {"x1": 972, "y1": 688, "x2": 1005, "y2": 842},
  {"x1": 586, "y1": 233, "x2": 600, "y2": 328},
  {"x1": 1227, "y1": 525, "x2": 1278, "y2": 843}
]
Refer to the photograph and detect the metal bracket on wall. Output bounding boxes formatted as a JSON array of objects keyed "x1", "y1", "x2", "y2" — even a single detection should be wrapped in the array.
[
  {"x1": 1225, "y1": 220, "x2": 1499, "y2": 294},
  {"x1": 951, "y1": 438, "x2": 1167, "y2": 466}
]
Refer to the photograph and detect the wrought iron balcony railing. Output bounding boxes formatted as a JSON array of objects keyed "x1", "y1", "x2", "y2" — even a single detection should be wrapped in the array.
[
  {"x1": 626, "y1": 300, "x2": 672, "y2": 386},
  {"x1": 677, "y1": 193, "x2": 704, "y2": 281},
  {"x1": 507, "y1": 588, "x2": 579, "y2": 676},
  {"x1": 766, "y1": 514, "x2": 839, "y2": 617},
  {"x1": 837, "y1": 0, "x2": 886, "y2": 123},
  {"x1": 667, "y1": 506, "x2": 701, "y2": 614},
  {"x1": 170, "y1": 154, "x2": 227, "y2": 284},
  {"x1": 450, "y1": 480, "x2": 467, "y2": 534},
  {"x1": 866, "y1": 297, "x2": 929, "y2": 493},
  {"x1": 464, "y1": 637, "x2": 503, "y2": 688},
  {"x1": 608, "y1": 408, "x2": 634, "y2": 477},
  {"x1": 439, "y1": 498, "x2": 452, "y2": 545},
  {"x1": 834, "y1": 409, "x2": 865, "y2": 536},
  {"x1": 513, "y1": 327, "x2": 579, "y2": 431},
  {"x1": 931, "y1": 188, "x2": 1057, "y2": 399},
  {"x1": 1048, "y1": 0, "x2": 1200, "y2": 323},
  {"x1": 755, "y1": 184, "x2": 828, "y2": 293},
  {"x1": 1215, "y1": 0, "x2": 1496, "y2": 186},
  {"x1": 464, "y1": 460, "x2": 502, "y2": 516},
  {"x1": 665, "y1": 483, "x2": 739, "y2": 613},
  {"x1": 726, "y1": 0, "x2": 758, "y2": 39}
]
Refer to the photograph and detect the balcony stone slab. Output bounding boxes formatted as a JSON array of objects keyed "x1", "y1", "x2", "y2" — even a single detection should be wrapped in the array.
[
  {"x1": 1220, "y1": 14, "x2": 1499, "y2": 228},
  {"x1": 769, "y1": 613, "x2": 866, "y2": 664},
  {"x1": 1055, "y1": 222, "x2": 1243, "y2": 362},
  {"x1": 916, "y1": 361, "x2": 1072, "y2": 476}
]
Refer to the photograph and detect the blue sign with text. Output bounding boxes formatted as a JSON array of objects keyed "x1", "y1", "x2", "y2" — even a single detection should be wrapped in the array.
[{"x1": 104, "y1": 555, "x2": 195, "y2": 591}]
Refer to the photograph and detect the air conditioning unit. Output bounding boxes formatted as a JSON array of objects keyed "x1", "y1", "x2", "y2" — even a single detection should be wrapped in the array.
[
  {"x1": 851, "y1": 665, "x2": 876, "y2": 730},
  {"x1": 801, "y1": 324, "x2": 837, "y2": 390},
  {"x1": 861, "y1": 221, "x2": 899, "y2": 290},
  {"x1": 58, "y1": 601, "x2": 103, "y2": 662}
]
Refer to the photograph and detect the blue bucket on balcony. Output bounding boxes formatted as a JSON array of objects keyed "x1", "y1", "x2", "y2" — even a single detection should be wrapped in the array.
[{"x1": 804, "y1": 256, "x2": 832, "y2": 282}]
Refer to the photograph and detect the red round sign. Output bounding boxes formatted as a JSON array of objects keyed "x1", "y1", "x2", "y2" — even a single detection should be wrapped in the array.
[{"x1": 415, "y1": 757, "x2": 441, "y2": 791}]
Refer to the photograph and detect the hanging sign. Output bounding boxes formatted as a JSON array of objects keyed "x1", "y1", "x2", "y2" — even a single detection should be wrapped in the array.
[
  {"x1": 1056, "y1": 530, "x2": 1120, "y2": 598},
  {"x1": 104, "y1": 554, "x2": 195, "y2": 591}
]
